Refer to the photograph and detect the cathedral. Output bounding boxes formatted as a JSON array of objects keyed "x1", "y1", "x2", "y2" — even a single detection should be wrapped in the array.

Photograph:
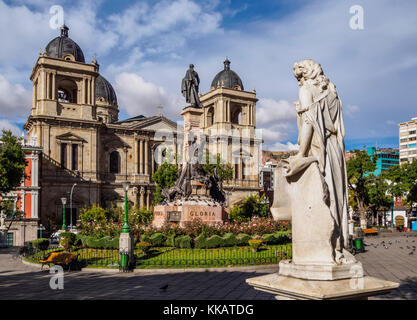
[{"x1": 23, "y1": 25, "x2": 261, "y2": 231}]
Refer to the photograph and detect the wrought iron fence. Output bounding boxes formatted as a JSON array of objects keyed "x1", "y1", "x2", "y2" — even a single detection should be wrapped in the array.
[{"x1": 25, "y1": 244, "x2": 292, "y2": 269}]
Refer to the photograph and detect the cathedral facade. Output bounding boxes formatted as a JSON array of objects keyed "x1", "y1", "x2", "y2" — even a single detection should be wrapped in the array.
[{"x1": 23, "y1": 26, "x2": 260, "y2": 232}]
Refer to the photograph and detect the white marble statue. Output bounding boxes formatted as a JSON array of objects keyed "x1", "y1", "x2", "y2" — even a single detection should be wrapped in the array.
[{"x1": 272, "y1": 59, "x2": 357, "y2": 278}]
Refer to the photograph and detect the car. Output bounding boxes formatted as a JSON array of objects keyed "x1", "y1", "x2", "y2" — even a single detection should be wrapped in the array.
[{"x1": 49, "y1": 229, "x2": 78, "y2": 244}]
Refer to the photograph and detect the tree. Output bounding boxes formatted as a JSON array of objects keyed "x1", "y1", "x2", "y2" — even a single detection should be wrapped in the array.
[
  {"x1": 346, "y1": 150, "x2": 376, "y2": 225},
  {"x1": 385, "y1": 159, "x2": 417, "y2": 213},
  {"x1": 366, "y1": 175, "x2": 391, "y2": 226},
  {"x1": 152, "y1": 162, "x2": 179, "y2": 204},
  {"x1": 0, "y1": 130, "x2": 27, "y2": 216},
  {"x1": 229, "y1": 194, "x2": 269, "y2": 222}
]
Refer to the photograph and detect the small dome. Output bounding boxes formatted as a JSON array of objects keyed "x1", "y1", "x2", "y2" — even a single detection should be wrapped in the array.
[
  {"x1": 45, "y1": 25, "x2": 85, "y2": 63},
  {"x1": 211, "y1": 59, "x2": 244, "y2": 91},
  {"x1": 95, "y1": 75, "x2": 117, "y2": 105}
]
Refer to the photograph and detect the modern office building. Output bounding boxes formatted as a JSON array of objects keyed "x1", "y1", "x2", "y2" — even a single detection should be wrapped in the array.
[
  {"x1": 366, "y1": 147, "x2": 399, "y2": 176},
  {"x1": 399, "y1": 117, "x2": 417, "y2": 163}
]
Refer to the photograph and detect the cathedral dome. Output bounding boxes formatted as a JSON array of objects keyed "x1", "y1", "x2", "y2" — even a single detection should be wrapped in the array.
[
  {"x1": 95, "y1": 75, "x2": 117, "y2": 106},
  {"x1": 211, "y1": 59, "x2": 244, "y2": 91},
  {"x1": 45, "y1": 25, "x2": 85, "y2": 63}
]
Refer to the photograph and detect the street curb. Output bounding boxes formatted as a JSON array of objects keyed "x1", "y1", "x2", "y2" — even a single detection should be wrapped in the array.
[
  {"x1": 81, "y1": 265, "x2": 279, "y2": 274},
  {"x1": 21, "y1": 258, "x2": 48, "y2": 270}
]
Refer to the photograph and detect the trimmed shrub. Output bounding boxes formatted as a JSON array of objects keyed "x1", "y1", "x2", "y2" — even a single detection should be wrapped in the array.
[
  {"x1": 149, "y1": 233, "x2": 166, "y2": 247},
  {"x1": 222, "y1": 233, "x2": 238, "y2": 247},
  {"x1": 74, "y1": 234, "x2": 85, "y2": 247},
  {"x1": 236, "y1": 233, "x2": 251, "y2": 246},
  {"x1": 273, "y1": 230, "x2": 292, "y2": 244},
  {"x1": 32, "y1": 238, "x2": 49, "y2": 250},
  {"x1": 83, "y1": 236, "x2": 119, "y2": 249},
  {"x1": 136, "y1": 242, "x2": 152, "y2": 254},
  {"x1": 140, "y1": 234, "x2": 151, "y2": 243},
  {"x1": 60, "y1": 232, "x2": 76, "y2": 251},
  {"x1": 166, "y1": 234, "x2": 176, "y2": 247},
  {"x1": 174, "y1": 235, "x2": 192, "y2": 249},
  {"x1": 248, "y1": 239, "x2": 263, "y2": 252},
  {"x1": 195, "y1": 234, "x2": 224, "y2": 249},
  {"x1": 194, "y1": 234, "x2": 207, "y2": 249},
  {"x1": 261, "y1": 233, "x2": 277, "y2": 244}
]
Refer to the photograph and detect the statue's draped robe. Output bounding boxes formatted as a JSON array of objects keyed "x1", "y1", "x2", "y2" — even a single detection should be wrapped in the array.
[
  {"x1": 181, "y1": 69, "x2": 200, "y2": 107},
  {"x1": 283, "y1": 87, "x2": 349, "y2": 262}
]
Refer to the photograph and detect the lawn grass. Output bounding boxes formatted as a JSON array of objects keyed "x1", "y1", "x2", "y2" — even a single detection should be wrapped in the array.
[{"x1": 26, "y1": 244, "x2": 292, "y2": 269}]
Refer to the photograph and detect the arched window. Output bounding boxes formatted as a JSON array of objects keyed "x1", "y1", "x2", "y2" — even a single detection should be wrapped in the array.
[
  {"x1": 109, "y1": 151, "x2": 120, "y2": 174},
  {"x1": 207, "y1": 107, "x2": 215, "y2": 126},
  {"x1": 57, "y1": 79, "x2": 78, "y2": 103},
  {"x1": 231, "y1": 105, "x2": 242, "y2": 125}
]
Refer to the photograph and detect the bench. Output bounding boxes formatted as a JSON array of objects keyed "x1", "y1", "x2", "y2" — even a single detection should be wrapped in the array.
[
  {"x1": 40, "y1": 252, "x2": 79, "y2": 271},
  {"x1": 362, "y1": 228, "x2": 378, "y2": 236}
]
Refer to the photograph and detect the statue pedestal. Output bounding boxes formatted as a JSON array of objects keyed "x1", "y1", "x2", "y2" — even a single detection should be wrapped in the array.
[
  {"x1": 278, "y1": 259, "x2": 364, "y2": 281},
  {"x1": 246, "y1": 272, "x2": 399, "y2": 300}
]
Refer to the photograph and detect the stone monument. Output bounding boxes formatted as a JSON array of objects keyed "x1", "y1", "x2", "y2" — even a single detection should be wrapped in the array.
[
  {"x1": 153, "y1": 65, "x2": 227, "y2": 228},
  {"x1": 246, "y1": 59, "x2": 399, "y2": 299}
]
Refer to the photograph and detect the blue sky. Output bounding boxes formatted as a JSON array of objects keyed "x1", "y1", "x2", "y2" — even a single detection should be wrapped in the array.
[{"x1": 0, "y1": 0, "x2": 416, "y2": 151}]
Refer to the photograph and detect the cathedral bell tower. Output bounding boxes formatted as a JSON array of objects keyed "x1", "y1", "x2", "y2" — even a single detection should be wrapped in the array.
[
  {"x1": 30, "y1": 25, "x2": 99, "y2": 121},
  {"x1": 199, "y1": 59, "x2": 260, "y2": 204}
]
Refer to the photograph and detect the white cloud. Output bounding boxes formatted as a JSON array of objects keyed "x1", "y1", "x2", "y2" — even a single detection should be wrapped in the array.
[
  {"x1": 256, "y1": 98, "x2": 296, "y2": 127},
  {"x1": 269, "y1": 141, "x2": 300, "y2": 152},
  {"x1": 107, "y1": 0, "x2": 222, "y2": 51},
  {"x1": 0, "y1": 119, "x2": 23, "y2": 136},
  {"x1": 114, "y1": 72, "x2": 183, "y2": 119},
  {"x1": 0, "y1": 74, "x2": 31, "y2": 117},
  {"x1": 345, "y1": 105, "x2": 360, "y2": 118}
]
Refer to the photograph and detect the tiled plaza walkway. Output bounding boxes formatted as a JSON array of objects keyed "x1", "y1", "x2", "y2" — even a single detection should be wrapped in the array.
[{"x1": 0, "y1": 234, "x2": 416, "y2": 300}]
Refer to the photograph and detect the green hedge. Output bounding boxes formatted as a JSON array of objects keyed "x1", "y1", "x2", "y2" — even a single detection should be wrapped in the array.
[
  {"x1": 149, "y1": 233, "x2": 166, "y2": 247},
  {"x1": 32, "y1": 238, "x2": 49, "y2": 250},
  {"x1": 236, "y1": 233, "x2": 251, "y2": 246},
  {"x1": 195, "y1": 234, "x2": 224, "y2": 249},
  {"x1": 82, "y1": 236, "x2": 119, "y2": 249},
  {"x1": 261, "y1": 231, "x2": 292, "y2": 244},
  {"x1": 223, "y1": 233, "x2": 238, "y2": 246},
  {"x1": 174, "y1": 235, "x2": 193, "y2": 249},
  {"x1": 165, "y1": 234, "x2": 176, "y2": 247}
]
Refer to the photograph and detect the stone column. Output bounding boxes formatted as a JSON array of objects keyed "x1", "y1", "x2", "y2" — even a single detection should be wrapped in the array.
[
  {"x1": 144, "y1": 140, "x2": 149, "y2": 176},
  {"x1": 133, "y1": 135, "x2": 138, "y2": 174},
  {"x1": 139, "y1": 140, "x2": 144, "y2": 174},
  {"x1": 42, "y1": 70, "x2": 47, "y2": 100},
  {"x1": 32, "y1": 83, "x2": 36, "y2": 111},
  {"x1": 87, "y1": 79, "x2": 91, "y2": 105},
  {"x1": 146, "y1": 190, "x2": 151, "y2": 210},
  {"x1": 91, "y1": 77, "x2": 95, "y2": 106},
  {"x1": 139, "y1": 187, "x2": 145, "y2": 209},
  {"x1": 52, "y1": 73, "x2": 56, "y2": 100},
  {"x1": 151, "y1": 148, "x2": 155, "y2": 175},
  {"x1": 46, "y1": 73, "x2": 50, "y2": 100}
]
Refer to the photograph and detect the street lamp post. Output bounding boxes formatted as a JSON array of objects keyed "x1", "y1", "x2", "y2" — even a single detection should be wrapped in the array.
[
  {"x1": 122, "y1": 181, "x2": 130, "y2": 233},
  {"x1": 391, "y1": 195, "x2": 395, "y2": 228},
  {"x1": 61, "y1": 197, "x2": 67, "y2": 231},
  {"x1": 70, "y1": 183, "x2": 77, "y2": 230},
  {"x1": 120, "y1": 181, "x2": 131, "y2": 271}
]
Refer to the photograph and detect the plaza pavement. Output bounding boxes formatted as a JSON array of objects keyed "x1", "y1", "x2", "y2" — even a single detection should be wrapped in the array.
[{"x1": 0, "y1": 234, "x2": 416, "y2": 300}]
